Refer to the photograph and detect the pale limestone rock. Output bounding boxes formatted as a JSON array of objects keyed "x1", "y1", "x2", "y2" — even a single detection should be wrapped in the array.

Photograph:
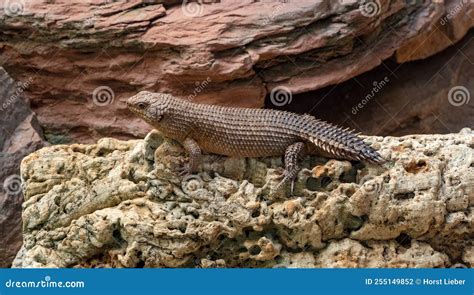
[
  {"x1": 313, "y1": 239, "x2": 451, "y2": 268},
  {"x1": 13, "y1": 129, "x2": 473, "y2": 268}
]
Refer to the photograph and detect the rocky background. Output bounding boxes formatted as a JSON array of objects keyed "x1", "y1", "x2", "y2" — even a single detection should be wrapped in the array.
[
  {"x1": 0, "y1": 0, "x2": 473, "y2": 267},
  {"x1": 0, "y1": 0, "x2": 473, "y2": 142}
]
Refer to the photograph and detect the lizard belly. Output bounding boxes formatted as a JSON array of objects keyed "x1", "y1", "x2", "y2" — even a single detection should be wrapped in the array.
[{"x1": 194, "y1": 131, "x2": 297, "y2": 158}]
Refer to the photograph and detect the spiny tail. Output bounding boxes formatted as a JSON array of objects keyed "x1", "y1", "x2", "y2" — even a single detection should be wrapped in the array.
[{"x1": 301, "y1": 116, "x2": 385, "y2": 164}]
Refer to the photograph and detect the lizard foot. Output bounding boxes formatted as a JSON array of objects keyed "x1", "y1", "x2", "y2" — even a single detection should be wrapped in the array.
[
  {"x1": 176, "y1": 163, "x2": 193, "y2": 176},
  {"x1": 275, "y1": 170, "x2": 296, "y2": 195},
  {"x1": 275, "y1": 180, "x2": 296, "y2": 195}
]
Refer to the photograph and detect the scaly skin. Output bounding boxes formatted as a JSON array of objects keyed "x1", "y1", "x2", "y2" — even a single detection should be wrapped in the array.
[{"x1": 127, "y1": 91, "x2": 384, "y2": 191}]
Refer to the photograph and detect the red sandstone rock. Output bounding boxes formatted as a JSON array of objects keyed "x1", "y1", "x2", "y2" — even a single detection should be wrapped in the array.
[
  {"x1": 0, "y1": 0, "x2": 472, "y2": 142},
  {"x1": 0, "y1": 67, "x2": 46, "y2": 267}
]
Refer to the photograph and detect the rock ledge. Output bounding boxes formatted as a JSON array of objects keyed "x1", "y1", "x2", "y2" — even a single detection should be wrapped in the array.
[{"x1": 13, "y1": 129, "x2": 474, "y2": 268}]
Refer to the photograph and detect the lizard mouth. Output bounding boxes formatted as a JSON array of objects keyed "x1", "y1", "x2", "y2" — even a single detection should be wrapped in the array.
[
  {"x1": 127, "y1": 102, "x2": 164, "y2": 124},
  {"x1": 127, "y1": 106, "x2": 160, "y2": 122},
  {"x1": 146, "y1": 113, "x2": 162, "y2": 122}
]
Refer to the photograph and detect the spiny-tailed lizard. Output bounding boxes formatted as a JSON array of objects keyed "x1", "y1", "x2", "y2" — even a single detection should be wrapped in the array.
[{"x1": 127, "y1": 91, "x2": 384, "y2": 191}]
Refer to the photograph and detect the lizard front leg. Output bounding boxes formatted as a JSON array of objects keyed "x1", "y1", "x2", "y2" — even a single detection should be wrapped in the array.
[
  {"x1": 276, "y1": 142, "x2": 306, "y2": 194},
  {"x1": 179, "y1": 138, "x2": 202, "y2": 175}
]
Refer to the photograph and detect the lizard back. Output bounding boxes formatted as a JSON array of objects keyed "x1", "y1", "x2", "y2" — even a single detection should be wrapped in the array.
[
  {"x1": 161, "y1": 99, "x2": 303, "y2": 157},
  {"x1": 127, "y1": 91, "x2": 384, "y2": 164}
]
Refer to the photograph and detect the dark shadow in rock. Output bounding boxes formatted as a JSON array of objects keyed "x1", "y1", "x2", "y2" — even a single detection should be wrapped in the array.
[{"x1": 0, "y1": 67, "x2": 46, "y2": 267}]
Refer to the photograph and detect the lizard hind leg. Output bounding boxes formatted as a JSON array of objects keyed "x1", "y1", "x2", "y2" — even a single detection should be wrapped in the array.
[{"x1": 276, "y1": 142, "x2": 307, "y2": 194}]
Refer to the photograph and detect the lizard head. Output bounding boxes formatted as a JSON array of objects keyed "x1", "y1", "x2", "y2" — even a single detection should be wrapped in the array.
[{"x1": 127, "y1": 91, "x2": 172, "y2": 124}]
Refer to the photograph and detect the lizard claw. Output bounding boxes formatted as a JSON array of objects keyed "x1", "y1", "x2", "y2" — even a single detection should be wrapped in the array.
[
  {"x1": 177, "y1": 163, "x2": 192, "y2": 176},
  {"x1": 276, "y1": 169, "x2": 295, "y2": 195},
  {"x1": 275, "y1": 169, "x2": 297, "y2": 195},
  {"x1": 275, "y1": 168, "x2": 287, "y2": 180},
  {"x1": 275, "y1": 178, "x2": 295, "y2": 195}
]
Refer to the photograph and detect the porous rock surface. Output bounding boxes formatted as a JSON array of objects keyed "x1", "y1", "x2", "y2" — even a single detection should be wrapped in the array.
[{"x1": 13, "y1": 129, "x2": 474, "y2": 268}]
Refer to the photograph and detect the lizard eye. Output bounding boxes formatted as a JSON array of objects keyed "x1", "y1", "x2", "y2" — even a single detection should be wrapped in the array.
[{"x1": 137, "y1": 102, "x2": 147, "y2": 109}]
